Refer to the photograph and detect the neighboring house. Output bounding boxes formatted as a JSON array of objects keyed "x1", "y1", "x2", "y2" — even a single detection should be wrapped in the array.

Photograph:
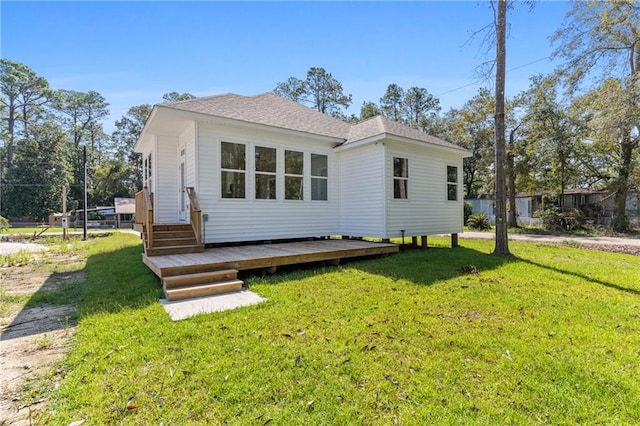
[
  {"x1": 467, "y1": 189, "x2": 640, "y2": 227},
  {"x1": 114, "y1": 197, "x2": 135, "y2": 228},
  {"x1": 134, "y1": 93, "x2": 470, "y2": 245}
]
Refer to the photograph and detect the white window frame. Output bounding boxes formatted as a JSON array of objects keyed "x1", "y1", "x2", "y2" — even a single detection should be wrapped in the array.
[
  {"x1": 284, "y1": 149, "x2": 304, "y2": 201},
  {"x1": 220, "y1": 141, "x2": 246, "y2": 199},
  {"x1": 310, "y1": 153, "x2": 328, "y2": 201},
  {"x1": 393, "y1": 156, "x2": 409, "y2": 200},
  {"x1": 254, "y1": 145, "x2": 277, "y2": 200},
  {"x1": 446, "y1": 165, "x2": 458, "y2": 201}
]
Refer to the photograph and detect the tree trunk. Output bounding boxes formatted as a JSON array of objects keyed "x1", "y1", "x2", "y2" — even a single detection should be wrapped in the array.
[
  {"x1": 506, "y1": 128, "x2": 518, "y2": 228},
  {"x1": 611, "y1": 136, "x2": 633, "y2": 232},
  {"x1": 7, "y1": 95, "x2": 16, "y2": 168},
  {"x1": 493, "y1": 0, "x2": 510, "y2": 255}
]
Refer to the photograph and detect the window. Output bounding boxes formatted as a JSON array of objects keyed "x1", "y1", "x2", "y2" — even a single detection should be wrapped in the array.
[
  {"x1": 393, "y1": 157, "x2": 408, "y2": 199},
  {"x1": 285, "y1": 150, "x2": 303, "y2": 200},
  {"x1": 311, "y1": 154, "x2": 328, "y2": 201},
  {"x1": 221, "y1": 142, "x2": 246, "y2": 198},
  {"x1": 255, "y1": 146, "x2": 276, "y2": 200},
  {"x1": 144, "y1": 154, "x2": 152, "y2": 187},
  {"x1": 447, "y1": 165, "x2": 458, "y2": 201}
]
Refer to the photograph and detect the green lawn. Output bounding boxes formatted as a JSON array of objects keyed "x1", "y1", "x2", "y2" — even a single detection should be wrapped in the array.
[{"x1": 22, "y1": 233, "x2": 640, "y2": 424}]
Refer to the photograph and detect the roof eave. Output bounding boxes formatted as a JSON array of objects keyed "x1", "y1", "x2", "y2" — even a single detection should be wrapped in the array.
[
  {"x1": 336, "y1": 133, "x2": 471, "y2": 157},
  {"x1": 133, "y1": 106, "x2": 159, "y2": 153}
]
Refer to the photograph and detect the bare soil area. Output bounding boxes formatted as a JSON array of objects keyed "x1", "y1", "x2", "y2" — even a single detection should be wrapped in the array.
[{"x1": 0, "y1": 253, "x2": 85, "y2": 425}]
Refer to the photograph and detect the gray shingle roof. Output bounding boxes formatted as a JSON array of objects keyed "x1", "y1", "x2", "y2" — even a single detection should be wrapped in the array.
[
  {"x1": 162, "y1": 93, "x2": 465, "y2": 152},
  {"x1": 163, "y1": 93, "x2": 350, "y2": 140},
  {"x1": 346, "y1": 115, "x2": 464, "y2": 151}
]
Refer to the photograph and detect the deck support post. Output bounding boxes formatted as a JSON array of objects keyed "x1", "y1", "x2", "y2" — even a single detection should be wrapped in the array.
[
  {"x1": 451, "y1": 233, "x2": 459, "y2": 248},
  {"x1": 412, "y1": 236, "x2": 418, "y2": 246},
  {"x1": 421, "y1": 236, "x2": 428, "y2": 249}
]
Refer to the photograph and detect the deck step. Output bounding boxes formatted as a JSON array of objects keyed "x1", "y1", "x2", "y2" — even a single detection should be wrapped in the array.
[
  {"x1": 146, "y1": 244, "x2": 204, "y2": 256},
  {"x1": 163, "y1": 269, "x2": 238, "y2": 289},
  {"x1": 150, "y1": 230, "x2": 195, "y2": 239},
  {"x1": 152, "y1": 223, "x2": 193, "y2": 232},
  {"x1": 151, "y1": 237, "x2": 198, "y2": 247},
  {"x1": 164, "y1": 279, "x2": 244, "y2": 301}
]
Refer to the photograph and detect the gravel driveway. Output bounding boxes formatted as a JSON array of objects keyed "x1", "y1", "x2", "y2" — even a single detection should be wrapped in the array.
[{"x1": 0, "y1": 242, "x2": 47, "y2": 255}]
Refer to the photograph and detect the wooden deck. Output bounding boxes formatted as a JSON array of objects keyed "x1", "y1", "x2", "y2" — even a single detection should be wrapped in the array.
[{"x1": 143, "y1": 239, "x2": 399, "y2": 278}]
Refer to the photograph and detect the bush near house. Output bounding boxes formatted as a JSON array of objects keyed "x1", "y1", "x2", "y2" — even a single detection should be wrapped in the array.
[
  {"x1": 463, "y1": 201, "x2": 473, "y2": 224},
  {"x1": 466, "y1": 213, "x2": 491, "y2": 230}
]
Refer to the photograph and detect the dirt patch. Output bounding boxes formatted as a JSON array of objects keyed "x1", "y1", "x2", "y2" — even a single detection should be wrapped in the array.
[
  {"x1": 0, "y1": 254, "x2": 85, "y2": 425},
  {"x1": 578, "y1": 244, "x2": 640, "y2": 256}
]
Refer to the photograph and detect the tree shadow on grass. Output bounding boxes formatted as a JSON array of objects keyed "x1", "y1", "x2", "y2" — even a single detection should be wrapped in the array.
[
  {"x1": 351, "y1": 246, "x2": 517, "y2": 285},
  {"x1": 1, "y1": 242, "x2": 161, "y2": 342},
  {"x1": 246, "y1": 245, "x2": 517, "y2": 288},
  {"x1": 515, "y1": 256, "x2": 640, "y2": 297}
]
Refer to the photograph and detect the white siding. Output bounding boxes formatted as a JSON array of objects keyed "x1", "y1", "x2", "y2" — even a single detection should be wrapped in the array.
[
  {"x1": 197, "y1": 122, "x2": 340, "y2": 243},
  {"x1": 155, "y1": 135, "x2": 179, "y2": 223},
  {"x1": 339, "y1": 143, "x2": 386, "y2": 237},
  {"x1": 180, "y1": 124, "x2": 197, "y2": 188},
  {"x1": 385, "y1": 141, "x2": 465, "y2": 237}
]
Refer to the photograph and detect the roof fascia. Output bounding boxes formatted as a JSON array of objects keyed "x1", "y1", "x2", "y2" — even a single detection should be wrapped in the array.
[
  {"x1": 133, "y1": 106, "x2": 158, "y2": 153},
  {"x1": 334, "y1": 133, "x2": 471, "y2": 157},
  {"x1": 384, "y1": 134, "x2": 472, "y2": 157},
  {"x1": 333, "y1": 134, "x2": 386, "y2": 152}
]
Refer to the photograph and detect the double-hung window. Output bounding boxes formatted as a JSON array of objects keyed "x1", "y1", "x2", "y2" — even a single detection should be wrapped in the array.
[
  {"x1": 311, "y1": 154, "x2": 328, "y2": 201},
  {"x1": 447, "y1": 165, "x2": 458, "y2": 201},
  {"x1": 393, "y1": 157, "x2": 408, "y2": 199},
  {"x1": 285, "y1": 150, "x2": 304, "y2": 200},
  {"x1": 255, "y1": 146, "x2": 276, "y2": 199},
  {"x1": 221, "y1": 142, "x2": 246, "y2": 198}
]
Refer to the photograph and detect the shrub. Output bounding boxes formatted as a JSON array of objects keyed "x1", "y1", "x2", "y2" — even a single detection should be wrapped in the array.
[
  {"x1": 464, "y1": 201, "x2": 473, "y2": 223},
  {"x1": 467, "y1": 213, "x2": 491, "y2": 230},
  {"x1": 0, "y1": 216, "x2": 9, "y2": 232},
  {"x1": 534, "y1": 206, "x2": 584, "y2": 232}
]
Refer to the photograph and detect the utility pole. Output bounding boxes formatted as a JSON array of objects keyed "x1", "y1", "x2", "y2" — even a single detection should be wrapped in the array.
[
  {"x1": 62, "y1": 185, "x2": 68, "y2": 240},
  {"x1": 83, "y1": 146, "x2": 88, "y2": 241}
]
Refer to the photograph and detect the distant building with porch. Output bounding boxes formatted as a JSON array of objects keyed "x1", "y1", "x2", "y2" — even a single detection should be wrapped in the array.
[{"x1": 466, "y1": 189, "x2": 640, "y2": 227}]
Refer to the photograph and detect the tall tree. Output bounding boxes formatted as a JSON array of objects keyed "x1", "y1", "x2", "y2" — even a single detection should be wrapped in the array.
[
  {"x1": 574, "y1": 79, "x2": 640, "y2": 228},
  {"x1": 552, "y1": 0, "x2": 640, "y2": 231},
  {"x1": 273, "y1": 67, "x2": 352, "y2": 117},
  {"x1": 520, "y1": 75, "x2": 584, "y2": 209},
  {"x1": 379, "y1": 84, "x2": 405, "y2": 121},
  {"x1": 443, "y1": 88, "x2": 495, "y2": 196},
  {"x1": 162, "y1": 91, "x2": 196, "y2": 103},
  {"x1": 359, "y1": 101, "x2": 381, "y2": 121},
  {"x1": 0, "y1": 59, "x2": 53, "y2": 167},
  {"x1": 403, "y1": 86, "x2": 441, "y2": 131},
  {"x1": 273, "y1": 77, "x2": 306, "y2": 103},
  {"x1": 54, "y1": 89, "x2": 109, "y2": 148},
  {"x1": 54, "y1": 89, "x2": 109, "y2": 205},
  {"x1": 493, "y1": 0, "x2": 510, "y2": 255},
  {"x1": 3, "y1": 120, "x2": 72, "y2": 219}
]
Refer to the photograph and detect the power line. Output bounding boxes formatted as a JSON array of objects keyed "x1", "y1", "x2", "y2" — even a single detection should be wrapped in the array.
[{"x1": 435, "y1": 56, "x2": 551, "y2": 97}]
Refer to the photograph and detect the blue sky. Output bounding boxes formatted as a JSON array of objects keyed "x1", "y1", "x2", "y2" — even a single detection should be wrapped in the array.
[{"x1": 1, "y1": 1, "x2": 572, "y2": 132}]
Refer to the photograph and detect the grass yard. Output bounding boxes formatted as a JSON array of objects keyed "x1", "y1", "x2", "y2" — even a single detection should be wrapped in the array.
[{"x1": 20, "y1": 233, "x2": 640, "y2": 424}]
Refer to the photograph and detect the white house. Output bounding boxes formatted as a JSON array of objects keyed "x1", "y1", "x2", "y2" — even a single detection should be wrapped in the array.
[{"x1": 134, "y1": 93, "x2": 470, "y2": 245}]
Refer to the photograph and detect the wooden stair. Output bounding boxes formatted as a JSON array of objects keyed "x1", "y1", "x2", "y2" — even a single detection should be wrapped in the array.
[
  {"x1": 142, "y1": 223, "x2": 204, "y2": 256},
  {"x1": 162, "y1": 268, "x2": 244, "y2": 301}
]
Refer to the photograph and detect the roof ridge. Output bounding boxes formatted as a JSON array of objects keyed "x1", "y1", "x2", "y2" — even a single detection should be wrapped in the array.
[{"x1": 162, "y1": 92, "x2": 238, "y2": 107}]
